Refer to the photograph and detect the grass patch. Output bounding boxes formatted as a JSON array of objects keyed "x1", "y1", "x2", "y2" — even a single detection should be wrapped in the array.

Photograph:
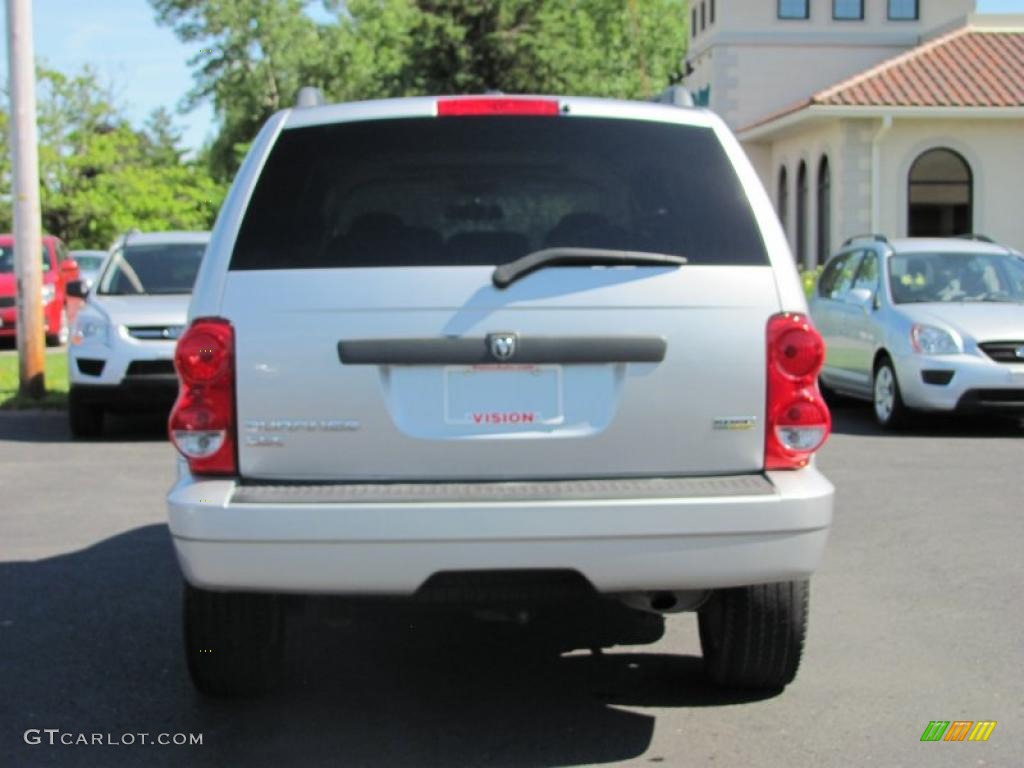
[{"x1": 0, "y1": 348, "x2": 69, "y2": 410}]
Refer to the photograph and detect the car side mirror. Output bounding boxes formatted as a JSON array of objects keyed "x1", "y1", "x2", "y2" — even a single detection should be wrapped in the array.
[
  {"x1": 66, "y1": 279, "x2": 87, "y2": 299},
  {"x1": 847, "y1": 287, "x2": 874, "y2": 312}
]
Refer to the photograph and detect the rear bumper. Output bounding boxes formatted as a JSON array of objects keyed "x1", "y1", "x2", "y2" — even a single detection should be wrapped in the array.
[{"x1": 167, "y1": 467, "x2": 834, "y2": 595}]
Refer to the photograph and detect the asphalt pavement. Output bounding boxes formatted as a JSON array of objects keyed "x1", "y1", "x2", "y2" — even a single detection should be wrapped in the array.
[{"x1": 0, "y1": 405, "x2": 1021, "y2": 767}]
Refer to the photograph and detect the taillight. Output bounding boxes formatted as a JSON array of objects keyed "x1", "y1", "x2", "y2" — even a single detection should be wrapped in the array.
[
  {"x1": 169, "y1": 317, "x2": 236, "y2": 475},
  {"x1": 436, "y1": 97, "x2": 560, "y2": 117},
  {"x1": 765, "y1": 313, "x2": 831, "y2": 470}
]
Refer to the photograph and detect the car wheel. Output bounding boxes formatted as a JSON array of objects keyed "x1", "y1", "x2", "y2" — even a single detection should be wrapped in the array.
[
  {"x1": 184, "y1": 582, "x2": 285, "y2": 697},
  {"x1": 872, "y1": 357, "x2": 909, "y2": 429},
  {"x1": 46, "y1": 307, "x2": 69, "y2": 347},
  {"x1": 68, "y1": 388, "x2": 104, "y2": 438},
  {"x1": 698, "y1": 580, "x2": 808, "y2": 690}
]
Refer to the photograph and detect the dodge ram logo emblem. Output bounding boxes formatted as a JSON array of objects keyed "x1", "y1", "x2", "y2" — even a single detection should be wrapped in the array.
[{"x1": 488, "y1": 333, "x2": 517, "y2": 361}]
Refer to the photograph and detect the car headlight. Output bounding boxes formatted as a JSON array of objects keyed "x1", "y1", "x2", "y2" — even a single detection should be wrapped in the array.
[
  {"x1": 41, "y1": 284, "x2": 55, "y2": 304},
  {"x1": 71, "y1": 317, "x2": 109, "y2": 346},
  {"x1": 911, "y1": 324, "x2": 960, "y2": 355}
]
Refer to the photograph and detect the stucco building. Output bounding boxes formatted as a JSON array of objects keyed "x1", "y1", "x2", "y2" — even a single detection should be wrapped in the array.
[{"x1": 683, "y1": 1, "x2": 1024, "y2": 267}]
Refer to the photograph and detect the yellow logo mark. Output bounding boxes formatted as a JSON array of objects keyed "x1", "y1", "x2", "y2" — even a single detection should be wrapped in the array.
[{"x1": 968, "y1": 721, "x2": 997, "y2": 742}]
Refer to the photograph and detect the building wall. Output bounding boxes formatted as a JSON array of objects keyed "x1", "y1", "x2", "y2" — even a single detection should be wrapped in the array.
[
  {"x1": 878, "y1": 119, "x2": 1024, "y2": 250},
  {"x1": 702, "y1": 0, "x2": 974, "y2": 32},
  {"x1": 685, "y1": 0, "x2": 976, "y2": 129},
  {"x1": 747, "y1": 116, "x2": 1024, "y2": 265},
  {"x1": 716, "y1": 44, "x2": 904, "y2": 129},
  {"x1": 749, "y1": 120, "x2": 852, "y2": 269}
]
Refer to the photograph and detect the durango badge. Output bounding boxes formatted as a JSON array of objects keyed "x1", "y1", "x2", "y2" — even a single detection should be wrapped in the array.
[{"x1": 488, "y1": 332, "x2": 518, "y2": 361}]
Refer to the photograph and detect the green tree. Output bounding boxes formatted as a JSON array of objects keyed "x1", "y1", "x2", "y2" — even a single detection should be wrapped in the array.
[
  {"x1": 0, "y1": 108, "x2": 10, "y2": 233},
  {"x1": 0, "y1": 65, "x2": 226, "y2": 248},
  {"x1": 150, "y1": 0, "x2": 340, "y2": 178},
  {"x1": 396, "y1": 0, "x2": 686, "y2": 98},
  {"x1": 152, "y1": 0, "x2": 687, "y2": 179}
]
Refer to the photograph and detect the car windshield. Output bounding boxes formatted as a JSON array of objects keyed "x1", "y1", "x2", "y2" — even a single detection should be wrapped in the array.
[
  {"x1": 97, "y1": 243, "x2": 206, "y2": 295},
  {"x1": 74, "y1": 254, "x2": 106, "y2": 272},
  {"x1": 231, "y1": 117, "x2": 769, "y2": 270},
  {"x1": 0, "y1": 245, "x2": 50, "y2": 273},
  {"x1": 888, "y1": 252, "x2": 1024, "y2": 304}
]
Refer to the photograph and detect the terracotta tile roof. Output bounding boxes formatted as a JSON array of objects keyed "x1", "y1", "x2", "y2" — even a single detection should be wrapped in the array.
[
  {"x1": 740, "y1": 25, "x2": 1024, "y2": 132},
  {"x1": 818, "y1": 26, "x2": 1024, "y2": 107}
]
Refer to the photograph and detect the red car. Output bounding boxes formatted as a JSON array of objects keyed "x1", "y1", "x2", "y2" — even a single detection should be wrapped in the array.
[{"x1": 0, "y1": 234, "x2": 81, "y2": 345}]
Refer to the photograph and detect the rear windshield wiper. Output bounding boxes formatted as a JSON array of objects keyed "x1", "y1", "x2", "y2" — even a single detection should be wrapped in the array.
[{"x1": 492, "y1": 247, "x2": 687, "y2": 289}]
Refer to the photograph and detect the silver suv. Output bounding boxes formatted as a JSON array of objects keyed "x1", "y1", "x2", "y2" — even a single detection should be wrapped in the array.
[{"x1": 167, "y1": 94, "x2": 834, "y2": 696}]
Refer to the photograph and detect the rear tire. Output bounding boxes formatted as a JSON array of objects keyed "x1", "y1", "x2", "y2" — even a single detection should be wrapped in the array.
[
  {"x1": 698, "y1": 580, "x2": 808, "y2": 690},
  {"x1": 872, "y1": 357, "x2": 909, "y2": 429},
  {"x1": 68, "y1": 388, "x2": 104, "y2": 438},
  {"x1": 183, "y1": 582, "x2": 285, "y2": 697}
]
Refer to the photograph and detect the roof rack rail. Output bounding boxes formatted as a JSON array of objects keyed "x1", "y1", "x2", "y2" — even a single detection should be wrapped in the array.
[
  {"x1": 842, "y1": 233, "x2": 889, "y2": 247},
  {"x1": 296, "y1": 86, "x2": 325, "y2": 109},
  {"x1": 651, "y1": 85, "x2": 694, "y2": 108},
  {"x1": 954, "y1": 233, "x2": 994, "y2": 243}
]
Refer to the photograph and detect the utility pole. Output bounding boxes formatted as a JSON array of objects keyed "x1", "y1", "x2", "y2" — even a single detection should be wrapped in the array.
[{"x1": 6, "y1": 0, "x2": 45, "y2": 397}]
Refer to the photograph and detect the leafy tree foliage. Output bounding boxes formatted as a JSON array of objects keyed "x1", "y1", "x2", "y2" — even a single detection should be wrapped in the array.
[
  {"x1": 153, "y1": 0, "x2": 688, "y2": 179},
  {"x1": 0, "y1": 66, "x2": 225, "y2": 248}
]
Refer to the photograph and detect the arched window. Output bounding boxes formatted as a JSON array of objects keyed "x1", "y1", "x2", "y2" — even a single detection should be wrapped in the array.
[
  {"x1": 796, "y1": 161, "x2": 808, "y2": 267},
  {"x1": 816, "y1": 155, "x2": 831, "y2": 264},
  {"x1": 908, "y1": 148, "x2": 972, "y2": 237},
  {"x1": 777, "y1": 166, "x2": 789, "y2": 236}
]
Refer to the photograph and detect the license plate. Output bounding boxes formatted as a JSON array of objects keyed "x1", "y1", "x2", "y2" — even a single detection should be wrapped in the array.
[{"x1": 444, "y1": 365, "x2": 563, "y2": 426}]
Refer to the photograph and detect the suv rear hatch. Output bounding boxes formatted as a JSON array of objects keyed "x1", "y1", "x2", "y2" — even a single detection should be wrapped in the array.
[{"x1": 220, "y1": 104, "x2": 779, "y2": 481}]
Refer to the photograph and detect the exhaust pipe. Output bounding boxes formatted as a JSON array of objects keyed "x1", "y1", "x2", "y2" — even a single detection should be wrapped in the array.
[
  {"x1": 616, "y1": 590, "x2": 709, "y2": 614},
  {"x1": 649, "y1": 591, "x2": 678, "y2": 612}
]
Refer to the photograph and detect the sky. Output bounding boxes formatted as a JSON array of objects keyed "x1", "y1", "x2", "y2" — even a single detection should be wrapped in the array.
[{"x1": 2, "y1": 0, "x2": 1023, "y2": 154}]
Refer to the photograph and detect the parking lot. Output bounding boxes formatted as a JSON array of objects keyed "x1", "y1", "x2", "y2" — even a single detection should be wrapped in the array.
[{"x1": 1, "y1": 405, "x2": 1022, "y2": 767}]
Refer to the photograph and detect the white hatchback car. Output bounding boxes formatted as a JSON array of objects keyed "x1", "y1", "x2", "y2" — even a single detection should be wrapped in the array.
[
  {"x1": 810, "y1": 235, "x2": 1024, "y2": 428},
  {"x1": 67, "y1": 231, "x2": 210, "y2": 437},
  {"x1": 167, "y1": 93, "x2": 834, "y2": 696}
]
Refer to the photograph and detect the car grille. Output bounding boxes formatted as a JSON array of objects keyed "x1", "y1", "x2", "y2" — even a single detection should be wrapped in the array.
[
  {"x1": 127, "y1": 325, "x2": 184, "y2": 341},
  {"x1": 125, "y1": 360, "x2": 176, "y2": 377},
  {"x1": 979, "y1": 341, "x2": 1024, "y2": 364},
  {"x1": 0, "y1": 296, "x2": 15, "y2": 308}
]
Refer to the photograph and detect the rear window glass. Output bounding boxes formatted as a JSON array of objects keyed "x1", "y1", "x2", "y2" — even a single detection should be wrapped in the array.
[
  {"x1": 230, "y1": 117, "x2": 768, "y2": 270},
  {"x1": 97, "y1": 244, "x2": 206, "y2": 296}
]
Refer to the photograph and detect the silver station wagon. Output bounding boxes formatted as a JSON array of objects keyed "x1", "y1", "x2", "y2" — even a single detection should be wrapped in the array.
[
  {"x1": 811, "y1": 235, "x2": 1024, "y2": 428},
  {"x1": 166, "y1": 92, "x2": 834, "y2": 696}
]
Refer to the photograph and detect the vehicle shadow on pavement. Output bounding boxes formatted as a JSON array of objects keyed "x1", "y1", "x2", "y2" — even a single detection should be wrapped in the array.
[
  {"x1": 0, "y1": 526, "x2": 774, "y2": 768},
  {"x1": 0, "y1": 410, "x2": 168, "y2": 444},
  {"x1": 828, "y1": 400, "x2": 1023, "y2": 438}
]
